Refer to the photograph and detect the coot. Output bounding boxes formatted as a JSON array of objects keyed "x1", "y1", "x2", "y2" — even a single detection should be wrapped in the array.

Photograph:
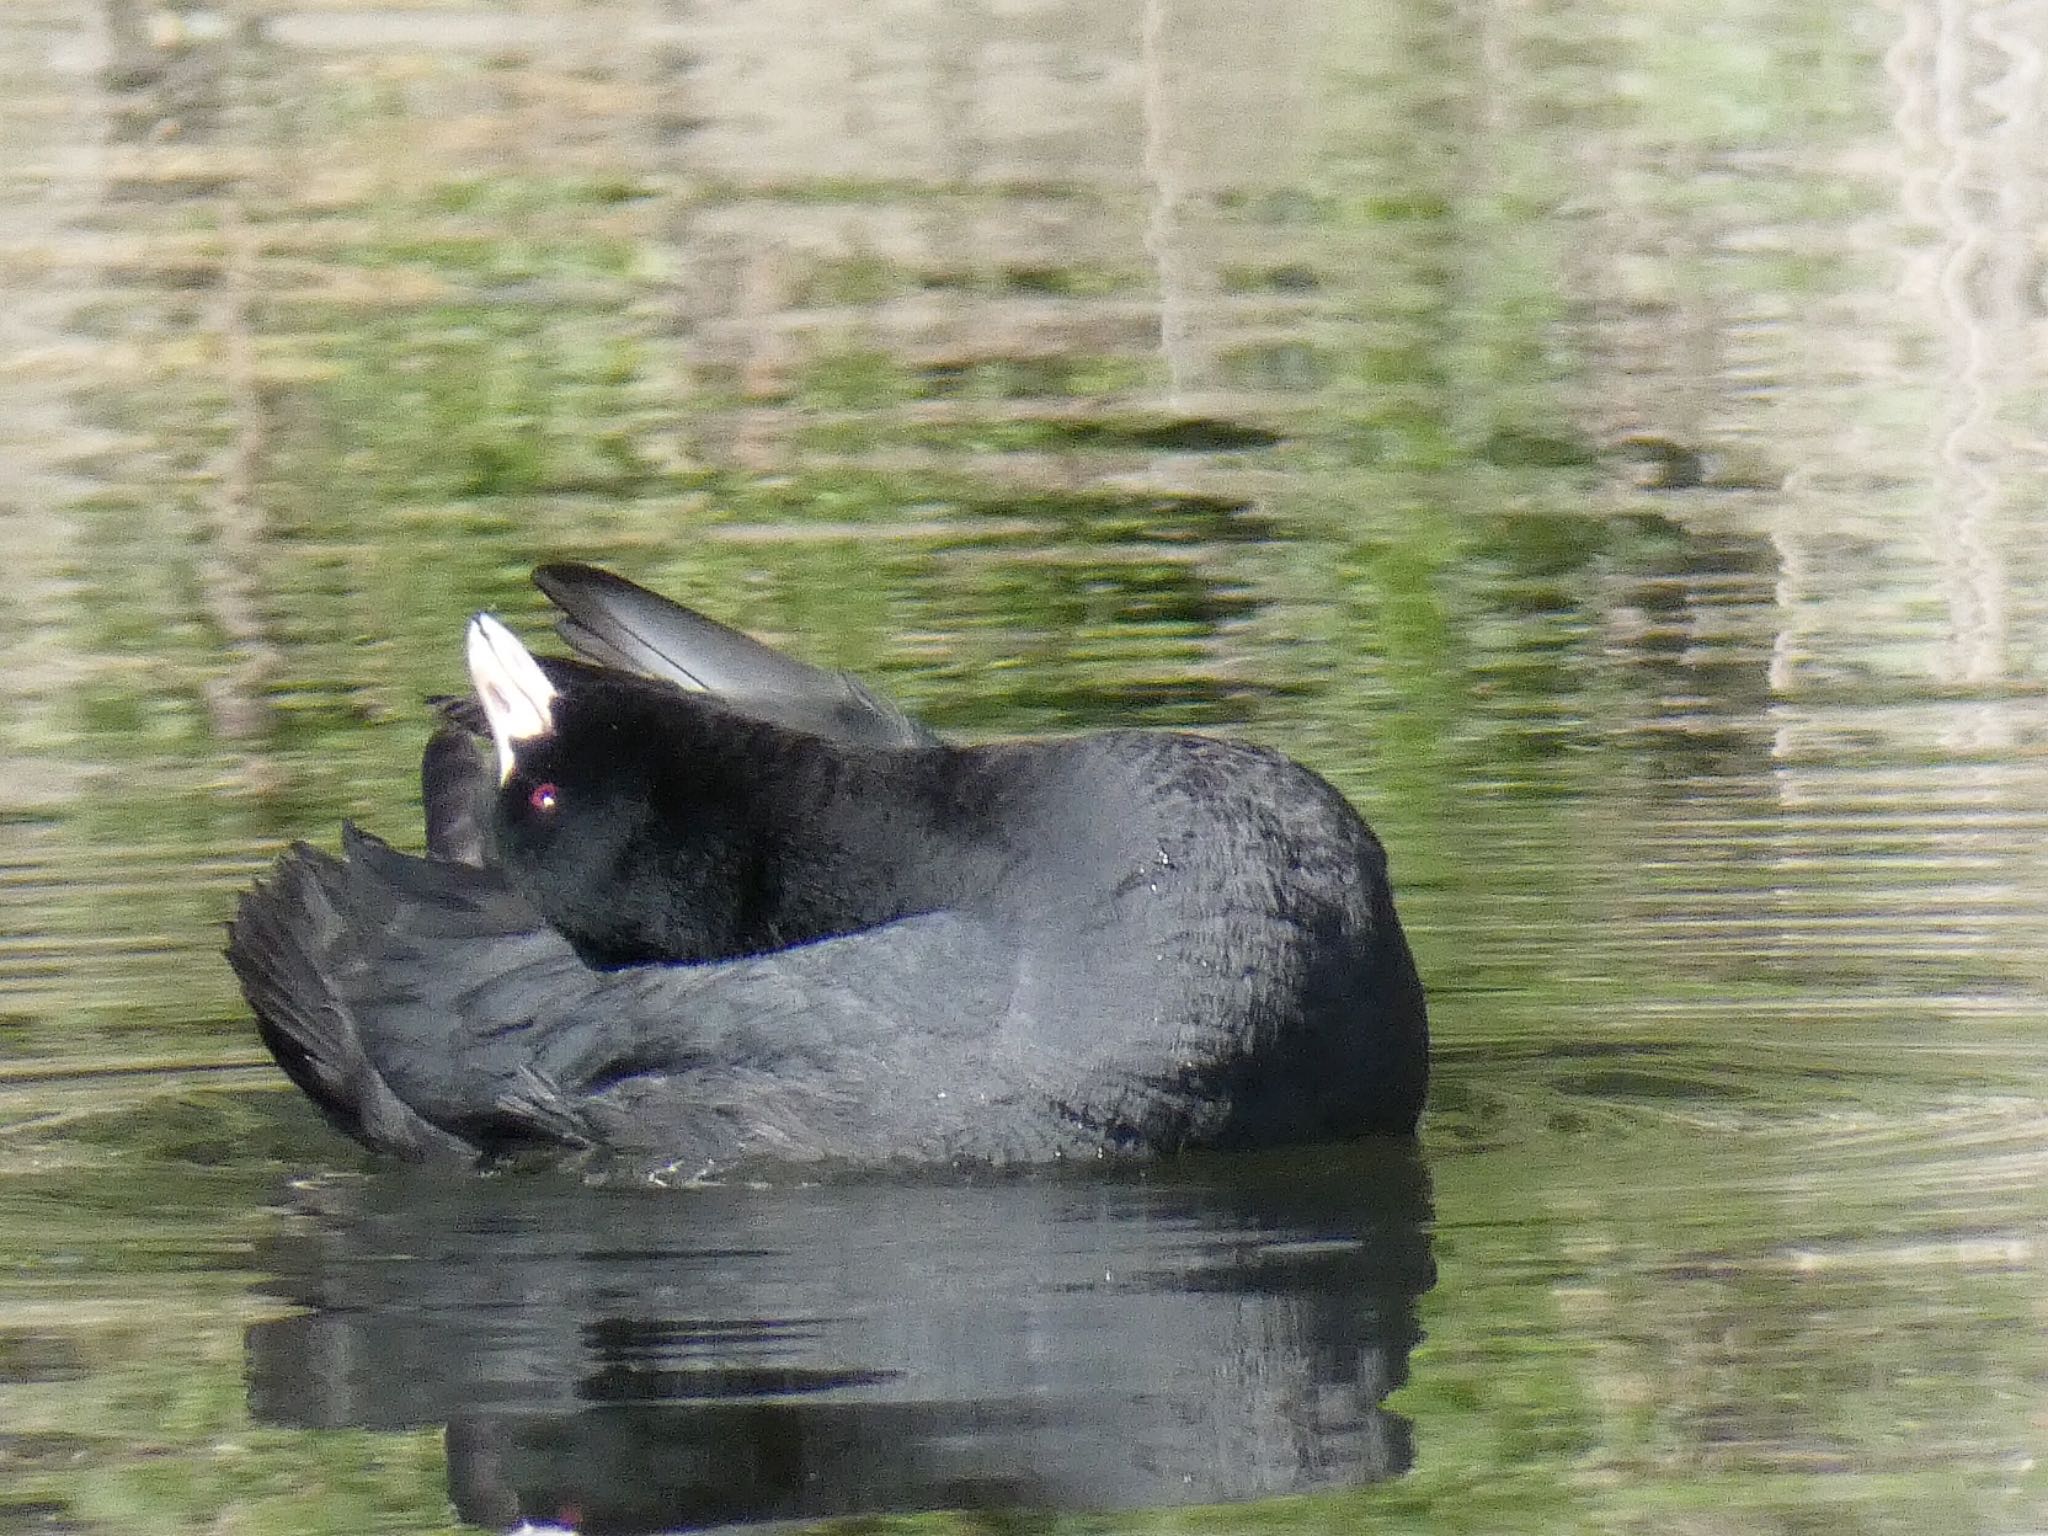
[{"x1": 227, "y1": 564, "x2": 1427, "y2": 1168}]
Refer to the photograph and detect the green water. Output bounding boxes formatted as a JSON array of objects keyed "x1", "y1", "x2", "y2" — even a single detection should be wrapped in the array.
[{"x1": 3, "y1": 0, "x2": 2047, "y2": 1530}]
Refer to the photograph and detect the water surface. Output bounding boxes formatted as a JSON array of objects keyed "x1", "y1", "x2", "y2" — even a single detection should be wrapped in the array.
[{"x1": 3, "y1": 0, "x2": 2047, "y2": 1532}]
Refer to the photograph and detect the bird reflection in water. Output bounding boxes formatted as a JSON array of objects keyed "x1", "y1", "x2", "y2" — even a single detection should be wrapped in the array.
[{"x1": 245, "y1": 1144, "x2": 1434, "y2": 1533}]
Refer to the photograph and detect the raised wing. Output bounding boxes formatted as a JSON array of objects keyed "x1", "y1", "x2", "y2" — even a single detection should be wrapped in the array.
[{"x1": 534, "y1": 562, "x2": 937, "y2": 747}]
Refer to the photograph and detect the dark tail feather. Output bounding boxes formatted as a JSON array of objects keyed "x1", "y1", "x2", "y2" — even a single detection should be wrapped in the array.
[{"x1": 226, "y1": 843, "x2": 469, "y2": 1160}]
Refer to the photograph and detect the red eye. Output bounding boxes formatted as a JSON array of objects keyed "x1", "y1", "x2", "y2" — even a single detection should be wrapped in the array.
[{"x1": 529, "y1": 782, "x2": 559, "y2": 813}]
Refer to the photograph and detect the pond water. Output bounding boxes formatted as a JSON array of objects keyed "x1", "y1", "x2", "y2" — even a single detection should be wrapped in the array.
[{"x1": 4, "y1": 0, "x2": 2048, "y2": 1532}]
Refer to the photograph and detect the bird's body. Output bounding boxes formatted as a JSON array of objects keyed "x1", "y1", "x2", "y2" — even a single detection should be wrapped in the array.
[{"x1": 227, "y1": 564, "x2": 1427, "y2": 1170}]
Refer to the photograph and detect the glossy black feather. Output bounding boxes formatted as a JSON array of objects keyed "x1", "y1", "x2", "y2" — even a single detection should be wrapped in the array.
[{"x1": 536, "y1": 562, "x2": 936, "y2": 746}]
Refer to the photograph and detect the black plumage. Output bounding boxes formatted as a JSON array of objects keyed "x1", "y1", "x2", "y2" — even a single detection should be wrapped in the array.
[{"x1": 227, "y1": 563, "x2": 1427, "y2": 1170}]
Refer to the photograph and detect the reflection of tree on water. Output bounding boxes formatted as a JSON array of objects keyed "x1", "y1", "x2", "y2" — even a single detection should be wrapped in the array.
[
  {"x1": 245, "y1": 1146, "x2": 1433, "y2": 1531},
  {"x1": 1889, "y1": 0, "x2": 2040, "y2": 700}
]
